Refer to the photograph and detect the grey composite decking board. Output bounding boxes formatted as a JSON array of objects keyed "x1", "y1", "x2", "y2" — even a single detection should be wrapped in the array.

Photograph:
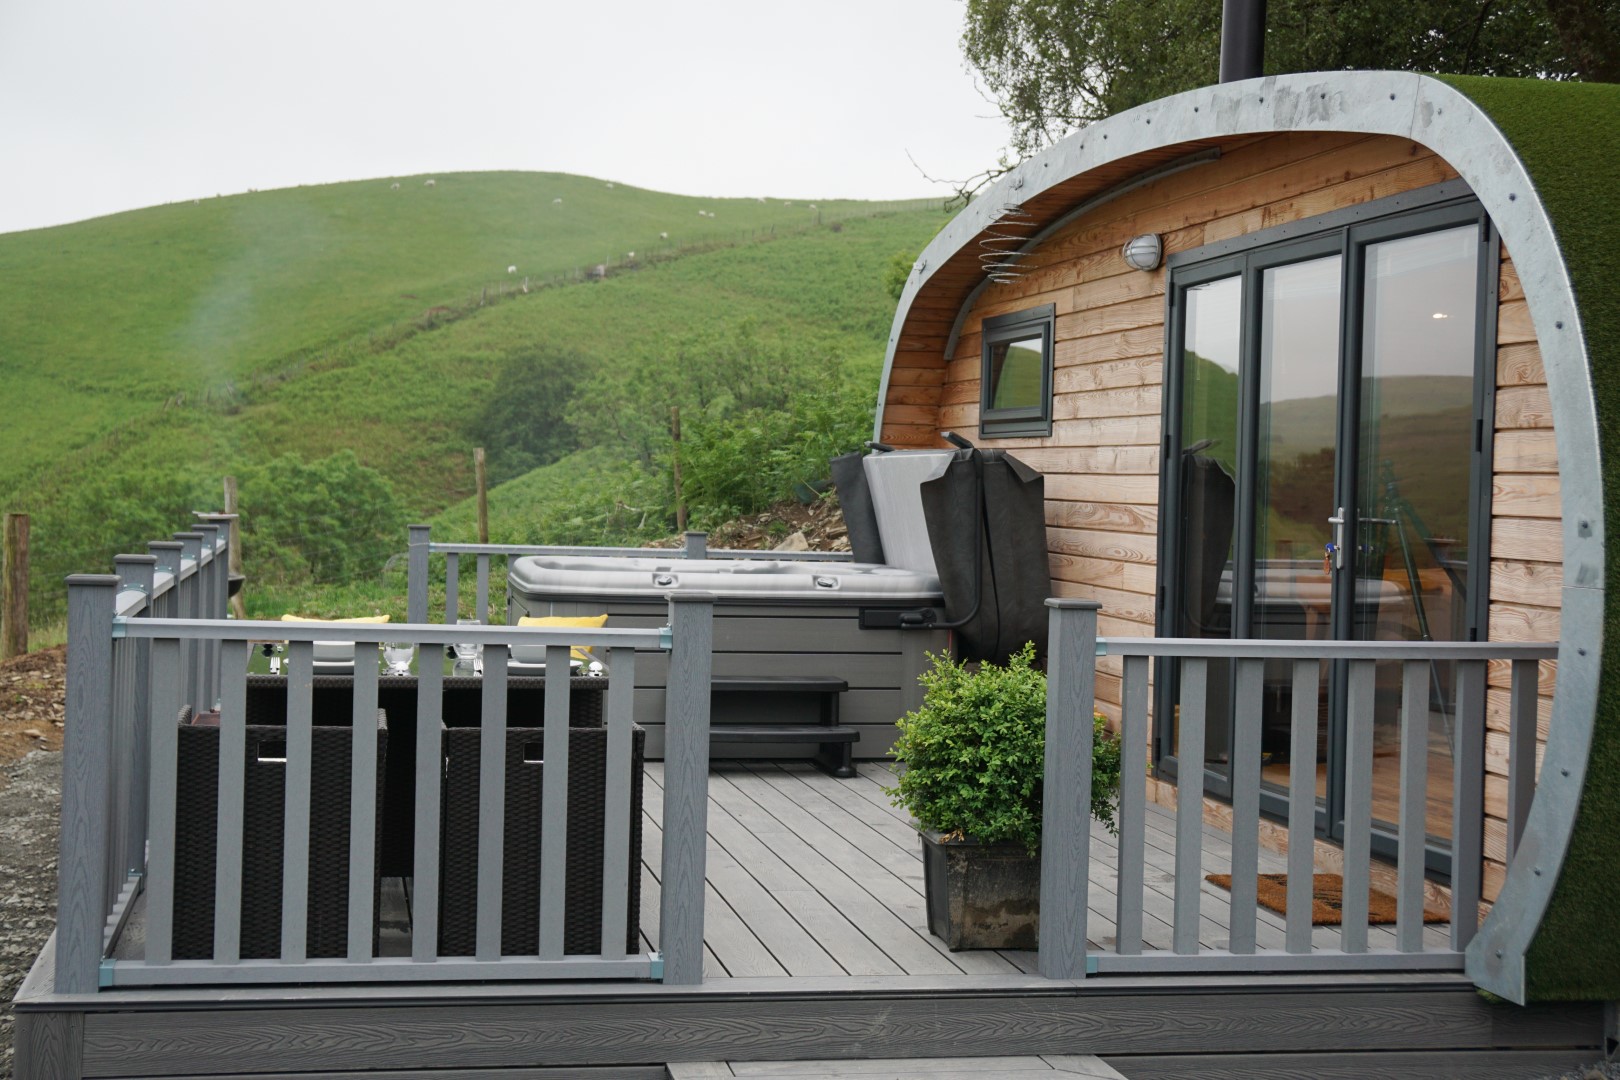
[
  {"x1": 1106, "y1": 1049, "x2": 1602, "y2": 1080},
  {"x1": 121, "y1": 1070, "x2": 670, "y2": 1080},
  {"x1": 13, "y1": 1006, "x2": 83, "y2": 1080},
  {"x1": 683, "y1": 1056, "x2": 1129, "y2": 1077},
  {"x1": 698, "y1": 771, "x2": 963, "y2": 977},
  {"x1": 69, "y1": 989, "x2": 1603, "y2": 1077}
]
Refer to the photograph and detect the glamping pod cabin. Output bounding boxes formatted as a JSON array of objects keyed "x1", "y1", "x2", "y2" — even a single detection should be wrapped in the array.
[{"x1": 874, "y1": 71, "x2": 1620, "y2": 1004}]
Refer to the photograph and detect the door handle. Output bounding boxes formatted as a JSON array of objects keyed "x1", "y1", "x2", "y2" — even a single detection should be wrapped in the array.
[{"x1": 1326, "y1": 507, "x2": 1347, "y2": 570}]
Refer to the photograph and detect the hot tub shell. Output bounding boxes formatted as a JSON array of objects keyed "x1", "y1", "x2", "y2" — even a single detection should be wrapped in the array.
[{"x1": 507, "y1": 556, "x2": 948, "y2": 760}]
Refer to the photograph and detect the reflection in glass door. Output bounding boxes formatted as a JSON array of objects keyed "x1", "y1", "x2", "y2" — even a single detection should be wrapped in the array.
[
  {"x1": 1353, "y1": 224, "x2": 1482, "y2": 849},
  {"x1": 1253, "y1": 254, "x2": 1342, "y2": 808},
  {"x1": 1160, "y1": 200, "x2": 1492, "y2": 872}
]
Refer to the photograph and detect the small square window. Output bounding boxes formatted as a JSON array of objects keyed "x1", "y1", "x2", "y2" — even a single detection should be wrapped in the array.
[{"x1": 980, "y1": 304, "x2": 1055, "y2": 437}]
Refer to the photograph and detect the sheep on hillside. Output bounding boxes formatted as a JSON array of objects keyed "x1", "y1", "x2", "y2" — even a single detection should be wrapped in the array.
[
  {"x1": 390, "y1": 182, "x2": 400, "y2": 190},
  {"x1": 659, "y1": 231, "x2": 669, "y2": 240},
  {"x1": 507, "y1": 265, "x2": 517, "y2": 273},
  {"x1": 553, "y1": 197, "x2": 563, "y2": 204},
  {"x1": 424, "y1": 179, "x2": 436, "y2": 188}
]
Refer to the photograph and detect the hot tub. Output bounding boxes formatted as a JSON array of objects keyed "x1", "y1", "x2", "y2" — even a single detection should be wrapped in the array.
[{"x1": 506, "y1": 555, "x2": 948, "y2": 760}]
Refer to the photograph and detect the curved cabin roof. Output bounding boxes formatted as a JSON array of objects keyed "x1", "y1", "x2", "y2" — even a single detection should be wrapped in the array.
[{"x1": 875, "y1": 71, "x2": 1620, "y2": 1003}]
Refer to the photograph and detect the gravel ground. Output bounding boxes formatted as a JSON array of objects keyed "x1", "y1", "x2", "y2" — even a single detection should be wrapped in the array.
[{"x1": 0, "y1": 749, "x2": 62, "y2": 1080}]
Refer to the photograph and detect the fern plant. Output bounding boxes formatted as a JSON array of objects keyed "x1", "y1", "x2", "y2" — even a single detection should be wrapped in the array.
[{"x1": 886, "y1": 642, "x2": 1122, "y2": 854}]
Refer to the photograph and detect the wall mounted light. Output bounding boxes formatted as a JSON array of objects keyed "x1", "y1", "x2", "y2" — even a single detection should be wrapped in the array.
[{"x1": 1121, "y1": 233, "x2": 1163, "y2": 271}]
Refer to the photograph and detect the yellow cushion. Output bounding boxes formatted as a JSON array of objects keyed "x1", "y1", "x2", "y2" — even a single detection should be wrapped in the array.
[
  {"x1": 517, "y1": 614, "x2": 608, "y2": 663},
  {"x1": 280, "y1": 614, "x2": 390, "y2": 623}
]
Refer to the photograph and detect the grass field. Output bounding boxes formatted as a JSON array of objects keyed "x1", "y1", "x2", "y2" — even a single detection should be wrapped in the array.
[{"x1": 0, "y1": 173, "x2": 948, "y2": 630}]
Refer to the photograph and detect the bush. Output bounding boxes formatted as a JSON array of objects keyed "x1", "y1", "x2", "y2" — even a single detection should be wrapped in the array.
[
  {"x1": 234, "y1": 451, "x2": 405, "y2": 585},
  {"x1": 885, "y1": 643, "x2": 1122, "y2": 853}
]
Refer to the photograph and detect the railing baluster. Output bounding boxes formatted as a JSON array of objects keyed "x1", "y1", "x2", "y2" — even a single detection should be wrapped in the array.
[
  {"x1": 1173, "y1": 657, "x2": 1207, "y2": 955},
  {"x1": 1396, "y1": 659, "x2": 1429, "y2": 953},
  {"x1": 123, "y1": 558, "x2": 156, "y2": 878},
  {"x1": 1227, "y1": 657, "x2": 1263, "y2": 954},
  {"x1": 347, "y1": 646, "x2": 379, "y2": 962},
  {"x1": 174, "y1": 533, "x2": 205, "y2": 709},
  {"x1": 213, "y1": 642, "x2": 248, "y2": 963},
  {"x1": 476, "y1": 643, "x2": 508, "y2": 960},
  {"x1": 600, "y1": 648, "x2": 636, "y2": 958},
  {"x1": 281, "y1": 641, "x2": 314, "y2": 963},
  {"x1": 539, "y1": 644, "x2": 573, "y2": 959},
  {"x1": 1038, "y1": 599, "x2": 1098, "y2": 979},
  {"x1": 407, "y1": 525, "x2": 431, "y2": 624},
  {"x1": 445, "y1": 552, "x2": 460, "y2": 624},
  {"x1": 476, "y1": 554, "x2": 491, "y2": 625},
  {"x1": 660, "y1": 594, "x2": 714, "y2": 985},
  {"x1": 1506, "y1": 658, "x2": 1540, "y2": 862},
  {"x1": 1285, "y1": 659, "x2": 1318, "y2": 953},
  {"x1": 145, "y1": 636, "x2": 183, "y2": 966},
  {"x1": 1451, "y1": 658, "x2": 1487, "y2": 949},
  {"x1": 1341, "y1": 658, "x2": 1376, "y2": 953},
  {"x1": 412, "y1": 658, "x2": 443, "y2": 961},
  {"x1": 1114, "y1": 654, "x2": 1150, "y2": 956}
]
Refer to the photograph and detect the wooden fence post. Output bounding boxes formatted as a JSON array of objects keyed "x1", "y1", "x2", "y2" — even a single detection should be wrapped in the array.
[
  {"x1": 1039, "y1": 597, "x2": 1100, "y2": 980},
  {"x1": 671, "y1": 407, "x2": 688, "y2": 532},
  {"x1": 474, "y1": 448, "x2": 489, "y2": 544},
  {"x1": 2, "y1": 512, "x2": 27, "y2": 659},
  {"x1": 222, "y1": 477, "x2": 246, "y2": 619}
]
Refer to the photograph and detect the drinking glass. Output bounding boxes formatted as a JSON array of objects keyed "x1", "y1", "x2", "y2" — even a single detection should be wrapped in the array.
[
  {"x1": 381, "y1": 641, "x2": 414, "y2": 675},
  {"x1": 454, "y1": 618, "x2": 482, "y2": 663}
]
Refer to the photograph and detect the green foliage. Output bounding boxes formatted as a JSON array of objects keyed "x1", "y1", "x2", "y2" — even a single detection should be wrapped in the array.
[
  {"x1": 886, "y1": 643, "x2": 1122, "y2": 853},
  {"x1": 233, "y1": 451, "x2": 405, "y2": 585},
  {"x1": 883, "y1": 249, "x2": 918, "y2": 301},
  {"x1": 469, "y1": 345, "x2": 588, "y2": 483},
  {"x1": 962, "y1": 1, "x2": 1605, "y2": 161}
]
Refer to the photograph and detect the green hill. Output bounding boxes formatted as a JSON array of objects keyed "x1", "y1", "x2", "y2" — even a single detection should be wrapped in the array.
[{"x1": 0, "y1": 174, "x2": 946, "y2": 629}]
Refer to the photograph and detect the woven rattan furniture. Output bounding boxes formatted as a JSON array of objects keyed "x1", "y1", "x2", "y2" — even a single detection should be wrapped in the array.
[
  {"x1": 172, "y1": 705, "x2": 388, "y2": 960},
  {"x1": 244, "y1": 674, "x2": 606, "y2": 877},
  {"x1": 437, "y1": 724, "x2": 645, "y2": 957}
]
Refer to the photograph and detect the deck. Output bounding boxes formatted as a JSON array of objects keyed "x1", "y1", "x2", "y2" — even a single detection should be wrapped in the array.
[{"x1": 641, "y1": 761, "x2": 1450, "y2": 976}]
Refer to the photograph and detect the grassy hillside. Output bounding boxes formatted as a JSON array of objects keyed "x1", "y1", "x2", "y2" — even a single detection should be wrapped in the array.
[
  {"x1": 0, "y1": 176, "x2": 946, "y2": 630},
  {"x1": 0, "y1": 172, "x2": 926, "y2": 504}
]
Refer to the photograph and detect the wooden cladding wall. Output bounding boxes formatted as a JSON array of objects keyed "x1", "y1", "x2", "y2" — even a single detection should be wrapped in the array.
[
  {"x1": 1484, "y1": 249, "x2": 1562, "y2": 903},
  {"x1": 880, "y1": 132, "x2": 1565, "y2": 905}
]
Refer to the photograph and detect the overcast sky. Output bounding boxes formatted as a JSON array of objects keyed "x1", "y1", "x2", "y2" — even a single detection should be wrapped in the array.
[{"x1": 0, "y1": 0, "x2": 1012, "y2": 236}]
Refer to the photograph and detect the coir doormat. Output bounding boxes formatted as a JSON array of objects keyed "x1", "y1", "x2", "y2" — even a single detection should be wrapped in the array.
[{"x1": 1205, "y1": 872, "x2": 1449, "y2": 925}]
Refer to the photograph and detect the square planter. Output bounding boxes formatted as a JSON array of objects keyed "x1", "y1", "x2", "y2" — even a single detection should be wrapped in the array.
[{"x1": 920, "y1": 829, "x2": 1040, "y2": 951}]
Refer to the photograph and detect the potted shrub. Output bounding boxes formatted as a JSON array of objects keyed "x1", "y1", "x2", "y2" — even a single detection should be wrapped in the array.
[{"x1": 886, "y1": 642, "x2": 1122, "y2": 950}]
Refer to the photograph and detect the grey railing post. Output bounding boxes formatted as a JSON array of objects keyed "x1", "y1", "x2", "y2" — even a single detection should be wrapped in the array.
[
  {"x1": 148, "y1": 541, "x2": 182, "y2": 617},
  {"x1": 407, "y1": 525, "x2": 431, "y2": 624},
  {"x1": 193, "y1": 523, "x2": 222, "y2": 704},
  {"x1": 56, "y1": 574, "x2": 120, "y2": 994},
  {"x1": 114, "y1": 555, "x2": 157, "y2": 880},
  {"x1": 683, "y1": 531, "x2": 707, "y2": 561},
  {"x1": 173, "y1": 532, "x2": 205, "y2": 707},
  {"x1": 659, "y1": 592, "x2": 714, "y2": 985},
  {"x1": 1039, "y1": 598, "x2": 1100, "y2": 980}
]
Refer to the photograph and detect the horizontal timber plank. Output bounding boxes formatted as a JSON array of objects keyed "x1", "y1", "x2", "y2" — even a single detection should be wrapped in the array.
[
  {"x1": 1048, "y1": 526, "x2": 1158, "y2": 564},
  {"x1": 1496, "y1": 342, "x2": 1545, "y2": 386},
  {"x1": 1045, "y1": 499, "x2": 1159, "y2": 535},
  {"x1": 1487, "y1": 559, "x2": 1563, "y2": 606},
  {"x1": 1050, "y1": 554, "x2": 1159, "y2": 596},
  {"x1": 1052, "y1": 384, "x2": 1162, "y2": 422},
  {"x1": 1498, "y1": 255, "x2": 1524, "y2": 302},
  {"x1": 1057, "y1": 295, "x2": 1164, "y2": 342},
  {"x1": 1054, "y1": 355, "x2": 1162, "y2": 393},
  {"x1": 1487, "y1": 656, "x2": 1557, "y2": 693},
  {"x1": 1497, "y1": 298, "x2": 1536, "y2": 345},
  {"x1": 1044, "y1": 472, "x2": 1161, "y2": 505},
  {"x1": 1489, "y1": 517, "x2": 1562, "y2": 562},
  {"x1": 886, "y1": 367, "x2": 945, "y2": 387},
  {"x1": 1201, "y1": 154, "x2": 1457, "y2": 246},
  {"x1": 1013, "y1": 445, "x2": 1162, "y2": 475},
  {"x1": 1495, "y1": 385, "x2": 1552, "y2": 429},
  {"x1": 1490, "y1": 474, "x2": 1561, "y2": 519},
  {"x1": 1056, "y1": 326, "x2": 1165, "y2": 367}
]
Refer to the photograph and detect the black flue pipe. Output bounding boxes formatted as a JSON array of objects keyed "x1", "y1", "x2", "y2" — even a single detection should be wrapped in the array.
[{"x1": 1219, "y1": 0, "x2": 1266, "y2": 82}]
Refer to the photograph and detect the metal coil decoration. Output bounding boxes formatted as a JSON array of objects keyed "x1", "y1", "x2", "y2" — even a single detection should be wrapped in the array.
[{"x1": 978, "y1": 204, "x2": 1038, "y2": 283}]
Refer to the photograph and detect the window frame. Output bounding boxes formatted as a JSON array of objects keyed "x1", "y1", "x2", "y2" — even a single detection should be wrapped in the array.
[{"x1": 979, "y1": 304, "x2": 1056, "y2": 438}]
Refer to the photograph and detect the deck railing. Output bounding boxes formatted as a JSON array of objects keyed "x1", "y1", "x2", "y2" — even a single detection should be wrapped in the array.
[
  {"x1": 1037, "y1": 599, "x2": 1557, "y2": 978},
  {"x1": 55, "y1": 522, "x2": 714, "y2": 992},
  {"x1": 406, "y1": 523, "x2": 853, "y2": 625}
]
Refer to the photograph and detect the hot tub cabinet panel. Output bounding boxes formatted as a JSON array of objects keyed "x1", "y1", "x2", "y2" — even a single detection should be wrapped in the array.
[{"x1": 508, "y1": 559, "x2": 949, "y2": 760}]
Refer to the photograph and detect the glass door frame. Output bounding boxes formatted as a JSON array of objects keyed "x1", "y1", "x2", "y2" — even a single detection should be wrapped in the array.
[{"x1": 1153, "y1": 188, "x2": 1501, "y2": 879}]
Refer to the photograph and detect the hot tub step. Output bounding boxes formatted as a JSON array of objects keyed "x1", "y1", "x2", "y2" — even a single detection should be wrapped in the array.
[{"x1": 710, "y1": 676, "x2": 854, "y2": 777}]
